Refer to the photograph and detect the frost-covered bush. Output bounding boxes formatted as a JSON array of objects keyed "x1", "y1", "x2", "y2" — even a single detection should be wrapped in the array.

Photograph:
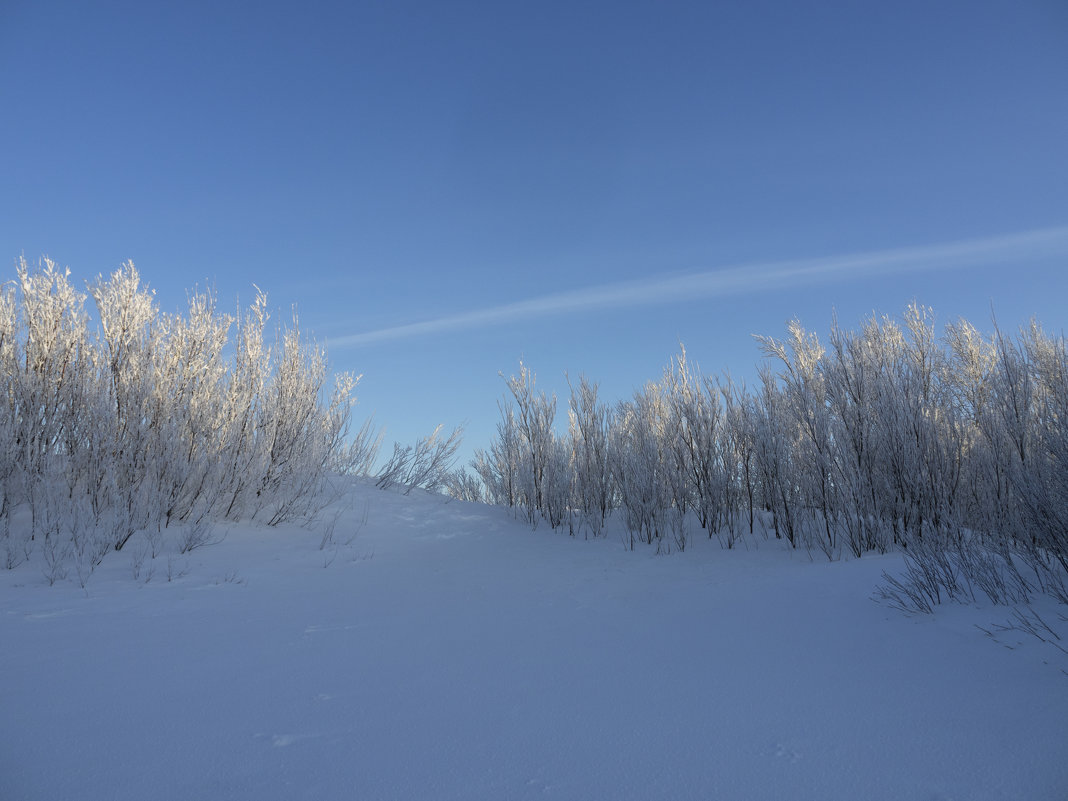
[
  {"x1": 566, "y1": 374, "x2": 614, "y2": 537},
  {"x1": 0, "y1": 257, "x2": 362, "y2": 574},
  {"x1": 612, "y1": 382, "x2": 685, "y2": 551}
]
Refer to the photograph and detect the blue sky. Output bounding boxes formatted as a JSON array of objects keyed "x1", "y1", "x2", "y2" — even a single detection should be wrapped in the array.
[{"x1": 3, "y1": 0, "x2": 1067, "y2": 464}]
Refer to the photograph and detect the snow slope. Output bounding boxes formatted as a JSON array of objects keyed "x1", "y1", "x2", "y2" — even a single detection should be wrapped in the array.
[{"x1": 2, "y1": 481, "x2": 1065, "y2": 800}]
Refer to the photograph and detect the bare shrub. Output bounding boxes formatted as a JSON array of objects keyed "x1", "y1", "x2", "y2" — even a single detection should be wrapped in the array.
[
  {"x1": 445, "y1": 467, "x2": 487, "y2": 504},
  {"x1": 177, "y1": 517, "x2": 219, "y2": 554},
  {"x1": 376, "y1": 424, "x2": 464, "y2": 495}
]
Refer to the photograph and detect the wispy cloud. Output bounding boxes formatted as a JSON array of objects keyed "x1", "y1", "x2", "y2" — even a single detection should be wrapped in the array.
[{"x1": 327, "y1": 226, "x2": 1068, "y2": 348}]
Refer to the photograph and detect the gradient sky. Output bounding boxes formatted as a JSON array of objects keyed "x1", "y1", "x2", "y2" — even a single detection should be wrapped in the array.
[{"x1": 3, "y1": 0, "x2": 1067, "y2": 464}]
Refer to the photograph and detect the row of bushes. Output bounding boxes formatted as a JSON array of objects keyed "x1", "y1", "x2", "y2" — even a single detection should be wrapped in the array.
[
  {"x1": 0, "y1": 258, "x2": 373, "y2": 581},
  {"x1": 465, "y1": 304, "x2": 1068, "y2": 609}
]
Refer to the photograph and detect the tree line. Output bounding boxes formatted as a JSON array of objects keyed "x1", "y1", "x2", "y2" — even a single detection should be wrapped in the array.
[
  {"x1": 0, "y1": 258, "x2": 382, "y2": 583},
  {"x1": 463, "y1": 304, "x2": 1068, "y2": 610}
]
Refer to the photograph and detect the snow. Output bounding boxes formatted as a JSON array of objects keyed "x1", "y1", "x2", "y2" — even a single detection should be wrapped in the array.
[{"x1": 2, "y1": 481, "x2": 1066, "y2": 800}]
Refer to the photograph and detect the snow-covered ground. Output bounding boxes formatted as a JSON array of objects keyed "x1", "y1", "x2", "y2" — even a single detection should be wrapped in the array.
[{"x1": 2, "y1": 481, "x2": 1065, "y2": 801}]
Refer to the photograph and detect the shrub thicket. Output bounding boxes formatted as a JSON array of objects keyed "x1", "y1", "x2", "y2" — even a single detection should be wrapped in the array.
[
  {"x1": 471, "y1": 304, "x2": 1068, "y2": 608},
  {"x1": 0, "y1": 258, "x2": 364, "y2": 580}
]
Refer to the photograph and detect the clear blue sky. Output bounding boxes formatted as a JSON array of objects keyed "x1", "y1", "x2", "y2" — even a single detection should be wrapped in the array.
[{"x1": 3, "y1": 0, "x2": 1067, "y2": 464}]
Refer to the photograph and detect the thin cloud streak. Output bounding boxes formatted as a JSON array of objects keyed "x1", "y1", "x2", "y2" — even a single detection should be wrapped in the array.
[{"x1": 328, "y1": 226, "x2": 1068, "y2": 349}]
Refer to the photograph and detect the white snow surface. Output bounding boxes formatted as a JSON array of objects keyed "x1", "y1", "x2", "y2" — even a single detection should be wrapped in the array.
[{"x1": 2, "y1": 480, "x2": 1066, "y2": 801}]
